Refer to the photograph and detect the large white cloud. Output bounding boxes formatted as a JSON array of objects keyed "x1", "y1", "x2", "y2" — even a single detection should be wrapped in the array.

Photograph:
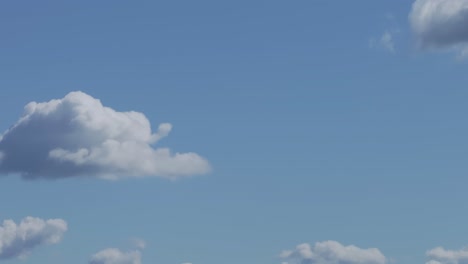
[
  {"x1": 410, "y1": 0, "x2": 468, "y2": 54},
  {"x1": 0, "y1": 91, "x2": 211, "y2": 180},
  {"x1": 280, "y1": 241, "x2": 387, "y2": 264},
  {"x1": 0, "y1": 216, "x2": 67, "y2": 260},
  {"x1": 89, "y1": 248, "x2": 142, "y2": 264},
  {"x1": 426, "y1": 246, "x2": 468, "y2": 264}
]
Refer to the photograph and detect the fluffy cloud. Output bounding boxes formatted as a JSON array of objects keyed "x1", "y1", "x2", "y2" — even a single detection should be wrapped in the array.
[
  {"x1": 0, "y1": 91, "x2": 211, "y2": 180},
  {"x1": 426, "y1": 246, "x2": 468, "y2": 264},
  {"x1": 410, "y1": 0, "x2": 468, "y2": 54},
  {"x1": 280, "y1": 241, "x2": 387, "y2": 264},
  {"x1": 89, "y1": 248, "x2": 142, "y2": 264},
  {"x1": 0, "y1": 216, "x2": 67, "y2": 260}
]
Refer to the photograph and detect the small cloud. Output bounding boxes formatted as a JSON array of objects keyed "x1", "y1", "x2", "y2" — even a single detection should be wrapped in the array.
[
  {"x1": 0, "y1": 91, "x2": 211, "y2": 180},
  {"x1": 370, "y1": 31, "x2": 396, "y2": 53},
  {"x1": 280, "y1": 240, "x2": 387, "y2": 264},
  {"x1": 409, "y1": 0, "x2": 468, "y2": 57},
  {"x1": 369, "y1": 14, "x2": 399, "y2": 53},
  {"x1": 131, "y1": 238, "x2": 146, "y2": 250},
  {"x1": 426, "y1": 246, "x2": 468, "y2": 264},
  {"x1": 89, "y1": 248, "x2": 141, "y2": 264},
  {"x1": 385, "y1": 13, "x2": 395, "y2": 20},
  {"x1": 380, "y1": 31, "x2": 395, "y2": 52},
  {"x1": 0, "y1": 216, "x2": 67, "y2": 260}
]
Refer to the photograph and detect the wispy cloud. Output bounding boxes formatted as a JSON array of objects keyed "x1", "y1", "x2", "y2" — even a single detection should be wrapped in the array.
[
  {"x1": 370, "y1": 31, "x2": 396, "y2": 53},
  {"x1": 131, "y1": 238, "x2": 146, "y2": 250},
  {"x1": 380, "y1": 31, "x2": 396, "y2": 52},
  {"x1": 0, "y1": 91, "x2": 211, "y2": 180},
  {"x1": 89, "y1": 248, "x2": 141, "y2": 264},
  {"x1": 369, "y1": 14, "x2": 399, "y2": 53}
]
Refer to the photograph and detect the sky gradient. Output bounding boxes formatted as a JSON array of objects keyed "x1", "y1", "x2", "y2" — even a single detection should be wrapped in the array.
[{"x1": 1, "y1": 1, "x2": 468, "y2": 264}]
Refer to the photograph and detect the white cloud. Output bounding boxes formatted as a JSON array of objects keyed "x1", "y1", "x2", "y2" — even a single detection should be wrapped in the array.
[
  {"x1": 426, "y1": 246, "x2": 468, "y2": 264},
  {"x1": 410, "y1": 0, "x2": 468, "y2": 56},
  {"x1": 0, "y1": 91, "x2": 211, "y2": 180},
  {"x1": 0, "y1": 216, "x2": 67, "y2": 260},
  {"x1": 89, "y1": 248, "x2": 141, "y2": 264},
  {"x1": 280, "y1": 241, "x2": 387, "y2": 264}
]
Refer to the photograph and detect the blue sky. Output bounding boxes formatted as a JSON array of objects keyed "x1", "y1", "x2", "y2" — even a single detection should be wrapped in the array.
[{"x1": 1, "y1": 1, "x2": 468, "y2": 264}]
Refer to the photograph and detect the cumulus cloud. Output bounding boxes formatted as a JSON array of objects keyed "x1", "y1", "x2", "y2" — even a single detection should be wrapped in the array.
[
  {"x1": 426, "y1": 246, "x2": 468, "y2": 264},
  {"x1": 0, "y1": 216, "x2": 67, "y2": 260},
  {"x1": 410, "y1": 0, "x2": 468, "y2": 55},
  {"x1": 280, "y1": 241, "x2": 387, "y2": 264},
  {"x1": 0, "y1": 91, "x2": 211, "y2": 180},
  {"x1": 89, "y1": 248, "x2": 142, "y2": 264}
]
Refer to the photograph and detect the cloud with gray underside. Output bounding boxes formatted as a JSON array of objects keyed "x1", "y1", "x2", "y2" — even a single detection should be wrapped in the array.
[
  {"x1": 0, "y1": 217, "x2": 67, "y2": 260},
  {"x1": 0, "y1": 91, "x2": 211, "y2": 180},
  {"x1": 280, "y1": 240, "x2": 387, "y2": 264},
  {"x1": 410, "y1": 0, "x2": 468, "y2": 55}
]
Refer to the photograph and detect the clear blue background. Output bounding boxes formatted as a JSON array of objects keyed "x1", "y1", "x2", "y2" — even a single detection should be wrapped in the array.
[{"x1": 1, "y1": 1, "x2": 467, "y2": 264}]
